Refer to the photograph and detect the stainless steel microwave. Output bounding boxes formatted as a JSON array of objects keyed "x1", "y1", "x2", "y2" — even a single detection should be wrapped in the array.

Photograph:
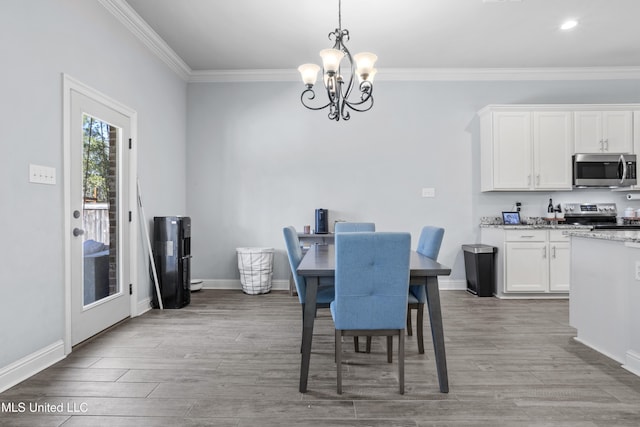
[{"x1": 573, "y1": 153, "x2": 637, "y2": 188}]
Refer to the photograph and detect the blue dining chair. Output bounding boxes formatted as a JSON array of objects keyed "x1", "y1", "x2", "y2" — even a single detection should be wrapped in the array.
[
  {"x1": 333, "y1": 221, "x2": 376, "y2": 352},
  {"x1": 407, "y1": 226, "x2": 445, "y2": 354},
  {"x1": 284, "y1": 226, "x2": 362, "y2": 353},
  {"x1": 331, "y1": 232, "x2": 411, "y2": 394},
  {"x1": 334, "y1": 222, "x2": 375, "y2": 233},
  {"x1": 283, "y1": 226, "x2": 335, "y2": 312}
]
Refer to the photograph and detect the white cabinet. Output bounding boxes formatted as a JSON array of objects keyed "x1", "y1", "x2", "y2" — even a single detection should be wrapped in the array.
[
  {"x1": 574, "y1": 111, "x2": 632, "y2": 153},
  {"x1": 533, "y1": 112, "x2": 573, "y2": 189},
  {"x1": 480, "y1": 108, "x2": 572, "y2": 191},
  {"x1": 548, "y1": 230, "x2": 570, "y2": 292},
  {"x1": 503, "y1": 230, "x2": 570, "y2": 294}
]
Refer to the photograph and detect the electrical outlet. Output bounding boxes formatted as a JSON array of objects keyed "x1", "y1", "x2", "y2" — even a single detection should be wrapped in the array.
[{"x1": 635, "y1": 261, "x2": 640, "y2": 280}]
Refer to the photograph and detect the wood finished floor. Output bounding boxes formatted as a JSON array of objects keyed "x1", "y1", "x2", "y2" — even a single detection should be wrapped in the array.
[{"x1": 2, "y1": 290, "x2": 640, "y2": 426}]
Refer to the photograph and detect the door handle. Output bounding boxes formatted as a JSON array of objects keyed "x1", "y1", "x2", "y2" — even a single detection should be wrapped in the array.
[{"x1": 73, "y1": 228, "x2": 85, "y2": 237}]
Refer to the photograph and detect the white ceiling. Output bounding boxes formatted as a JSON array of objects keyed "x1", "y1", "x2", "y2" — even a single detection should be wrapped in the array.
[{"x1": 124, "y1": 0, "x2": 640, "y2": 73}]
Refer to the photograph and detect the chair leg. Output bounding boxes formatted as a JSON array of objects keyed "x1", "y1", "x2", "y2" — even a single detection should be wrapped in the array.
[
  {"x1": 366, "y1": 336, "x2": 372, "y2": 353},
  {"x1": 406, "y1": 308, "x2": 413, "y2": 336},
  {"x1": 417, "y1": 303, "x2": 425, "y2": 354},
  {"x1": 387, "y1": 336, "x2": 393, "y2": 363},
  {"x1": 399, "y1": 331, "x2": 405, "y2": 395},
  {"x1": 336, "y1": 329, "x2": 342, "y2": 394}
]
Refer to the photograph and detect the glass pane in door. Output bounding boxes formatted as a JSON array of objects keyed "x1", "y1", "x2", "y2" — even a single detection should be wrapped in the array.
[{"x1": 82, "y1": 114, "x2": 118, "y2": 306}]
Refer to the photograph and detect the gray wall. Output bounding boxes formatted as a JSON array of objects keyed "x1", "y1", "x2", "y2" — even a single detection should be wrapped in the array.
[
  {"x1": 0, "y1": 0, "x2": 187, "y2": 368},
  {"x1": 186, "y1": 79, "x2": 640, "y2": 284}
]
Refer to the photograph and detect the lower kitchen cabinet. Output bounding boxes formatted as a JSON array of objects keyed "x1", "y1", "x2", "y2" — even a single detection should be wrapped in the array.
[
  {"x1": 481, "y1": 228, "x2": 571, "y2": 298},
  {"x1": 549, "y1": 241, "x2": 570, "y2": 292},
  {"x1": 505, "y1": 241, "x2": 548, "y2": 292}
]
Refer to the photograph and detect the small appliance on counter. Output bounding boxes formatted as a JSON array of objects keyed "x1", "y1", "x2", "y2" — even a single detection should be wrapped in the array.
[
  {"x1": 315, "y1": 208, "x2": 328, "y2": 234},
  {"x1": 563, "y1": 202, "x2": 640, "y2": 229}
]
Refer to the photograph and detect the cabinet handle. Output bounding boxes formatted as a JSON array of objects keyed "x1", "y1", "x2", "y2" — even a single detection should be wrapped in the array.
[
  {"x1": 536, "y1": 174, "x2": 540, "y2": 186},
  {"x1": 542, "y1": 246, "x2": 547, "y2": 258},
  {"x1": 527, "y1": 175, "x2": 531, "y2": 186},
  {"x1": 604, "y1": 138, "x2": 609, "y2": 151},
  {"x1": 600, "y1": 139, "x2": 604, "y2": 151},
  {"x1": 520, "y1": 235, "x2": 535, "y2": 238},
  {"x1": 552, "y1": 246, "x2": 556, "y2": 259}
]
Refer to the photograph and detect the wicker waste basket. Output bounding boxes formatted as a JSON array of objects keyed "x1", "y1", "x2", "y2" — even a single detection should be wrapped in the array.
[{"x1": 236, "y1": 247, "x2": 274, "y2": 295}]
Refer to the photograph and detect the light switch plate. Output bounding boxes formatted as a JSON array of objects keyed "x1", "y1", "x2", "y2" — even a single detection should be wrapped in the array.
[
  {"x1": 29, "y1": 164, "x2": 56, "y2": 185},
  {"x1": 422, "y1": 188, "x2": 435, "y2": 198}
]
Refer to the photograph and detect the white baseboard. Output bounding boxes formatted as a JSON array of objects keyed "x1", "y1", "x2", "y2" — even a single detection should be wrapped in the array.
[
  {"x1": 623, "y1": 350, "x2": 640, "y2": 377},
  {"x1": 0, "y1": 340, "x2": 65, "y2": 393},
  {"x1": 137, "y1": 297, "x2": 152, "y2": 316},
  {"x1": 438, "y1": 279, "x2": 466, "y2": 291},
  {"x1": 197, "y1": 278, "x2": 465, "y2": 291},
  {"x1": 199, "y1": 279, "x2": 289, "y2": 291}
]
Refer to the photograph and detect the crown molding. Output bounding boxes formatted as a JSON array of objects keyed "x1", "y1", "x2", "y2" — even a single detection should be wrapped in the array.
[
  {"x1": 98, "y1": 0, "x2": 191, "y2": 81},
  {"x1": 380, "y1": 66, "x2": 640, "y2": 81},
  {"x1": 189, "y1": 69, "x2": 298, "y2": 83},
  {"x1": 190, "y1": 66, "x2": 640, "y2": 83},
  {"x1": 100, "y1": 1, "x2": 640, "y2": 84}
]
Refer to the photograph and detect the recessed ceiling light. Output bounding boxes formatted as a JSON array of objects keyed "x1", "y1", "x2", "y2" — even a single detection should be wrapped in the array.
[{"x1": 560, "y1": 20, "x2": 578, "y2": 31}]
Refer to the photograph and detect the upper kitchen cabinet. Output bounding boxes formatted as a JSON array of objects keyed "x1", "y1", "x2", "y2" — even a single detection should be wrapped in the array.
[
  {"x1": 574, "y1": 111, "x2": 632, "y2": 153},
  {"x1": 480, "y1": 106, "x2": 572, "y2": 192}
]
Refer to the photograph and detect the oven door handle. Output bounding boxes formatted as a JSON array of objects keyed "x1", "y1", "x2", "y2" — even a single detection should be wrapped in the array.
[{"x1": 619, "y1": 154, "x2": 628, "y2": 185}]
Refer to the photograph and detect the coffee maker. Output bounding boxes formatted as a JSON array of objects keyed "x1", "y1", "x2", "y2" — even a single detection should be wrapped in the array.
[{"x1": 315, "y1": 209, "x2": 328, "y2": 234}]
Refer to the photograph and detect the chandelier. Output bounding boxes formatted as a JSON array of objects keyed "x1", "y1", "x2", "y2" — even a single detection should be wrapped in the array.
[{"x1": 297, "y1": 0, "x2": 377, "y2": 121}]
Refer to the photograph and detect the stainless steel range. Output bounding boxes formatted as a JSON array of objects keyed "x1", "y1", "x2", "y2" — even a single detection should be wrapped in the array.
[{"x1": 563, "y1": 202, "x2": 640, "y2": 229}]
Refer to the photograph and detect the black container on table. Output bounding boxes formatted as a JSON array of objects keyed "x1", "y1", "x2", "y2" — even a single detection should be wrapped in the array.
[
  {"x1": 315, "y1": 208, "x2": 328, "y2": 234},
  {"x1": 462, "y1": 244, "x2": 496, "y2": 297}
]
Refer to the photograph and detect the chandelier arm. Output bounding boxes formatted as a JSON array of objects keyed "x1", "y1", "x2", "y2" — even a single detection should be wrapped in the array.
[
  {"x1": 343, "y1": 96, "x2": 374, "y2": 113},
  {"x1": 300, "y1": 88, "x2": 333, "y2": 111}
]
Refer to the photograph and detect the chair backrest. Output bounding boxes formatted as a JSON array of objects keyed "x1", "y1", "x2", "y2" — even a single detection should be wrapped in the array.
[
  {"x1": 334, "y1": 222, "x2": 375, "y2": 233},
  {"x1": 333, "y1": 232, "x2": 410, "y2": 330},
  {"x1": 283, "y1": 226, "x2": 306, "y2": 303},
  {"x1": 416, "y1": 226, "x2": 445, "y2": 260}
]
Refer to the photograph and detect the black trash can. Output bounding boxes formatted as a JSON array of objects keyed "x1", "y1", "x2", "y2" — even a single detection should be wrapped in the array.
[{"x1": 462, "y1": 244, "x2": 496, "y2": 297}]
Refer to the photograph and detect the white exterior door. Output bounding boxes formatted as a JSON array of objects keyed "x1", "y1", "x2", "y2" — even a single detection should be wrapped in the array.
[{"x1": 65, "y1": 78, "x2": 134, "y2": 347}]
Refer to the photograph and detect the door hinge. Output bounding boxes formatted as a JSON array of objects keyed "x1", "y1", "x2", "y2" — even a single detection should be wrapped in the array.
[
  {"x1": 129, "y1": 138, "x2": 132, "y2": 149},
  {"x1": 129, "y1": 283, "x2": 133, "y2": 295},
  {"x1": 129, "y1": 211, "x2": 132, "y2": 222}
]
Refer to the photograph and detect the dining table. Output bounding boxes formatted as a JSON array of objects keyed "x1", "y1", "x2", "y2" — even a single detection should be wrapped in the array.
[{"x1": 296, "y1": 243, "x2": 452, "y2": 393}]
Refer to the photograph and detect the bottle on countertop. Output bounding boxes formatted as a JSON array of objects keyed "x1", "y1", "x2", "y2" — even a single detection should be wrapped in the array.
[{"x1": 546, "y1": 198, "x2": 555, "y2": 219}]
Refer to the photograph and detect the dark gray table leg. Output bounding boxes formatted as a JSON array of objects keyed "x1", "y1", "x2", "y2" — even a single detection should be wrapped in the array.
[
  {"x1": 425, "y1": 276, "x2": 449, "y2": 393},
  {"x1": 299, "y1": 276, "x2": 318, "y2": 393}
]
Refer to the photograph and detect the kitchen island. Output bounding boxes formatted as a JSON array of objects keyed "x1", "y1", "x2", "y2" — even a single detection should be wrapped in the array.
[{"x1": 565, "y1": 229, "x2": 640, "y2": 378}]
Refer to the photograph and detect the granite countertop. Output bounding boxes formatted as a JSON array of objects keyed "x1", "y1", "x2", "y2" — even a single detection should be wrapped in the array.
[
  {"x1": 564, "y1": 229, "x2": 640, "y2": 243},
  {"x1": 479, "y1": 224, "x2": 591, "y2": 230}
]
